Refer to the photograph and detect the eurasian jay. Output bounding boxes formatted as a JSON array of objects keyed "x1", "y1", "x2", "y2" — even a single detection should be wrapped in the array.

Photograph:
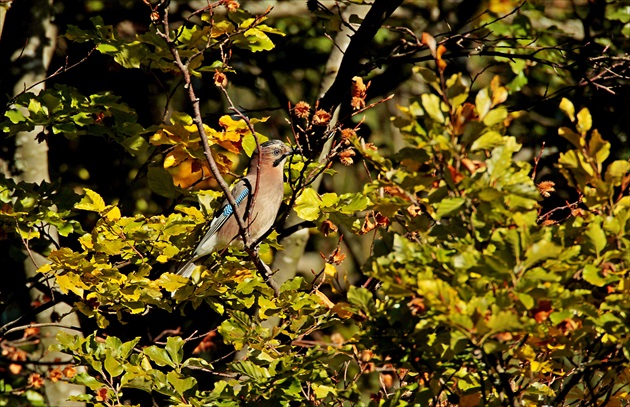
[{"x1": 175, "y1": 140, "x2": 296, "y2": 279}]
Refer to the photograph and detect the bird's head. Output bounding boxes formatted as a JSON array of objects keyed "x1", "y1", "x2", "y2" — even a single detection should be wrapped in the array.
[{"x1": 253, "y1": 140, "x2": 297, "y2": 168}]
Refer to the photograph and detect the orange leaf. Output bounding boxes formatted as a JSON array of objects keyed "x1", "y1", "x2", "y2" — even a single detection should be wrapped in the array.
[
  {"x1": 421, "y1": 32, "x2": 437, "y2": 57},
  {"x1": 436, "y1": 44, "x2": 447, "y2": 72}
]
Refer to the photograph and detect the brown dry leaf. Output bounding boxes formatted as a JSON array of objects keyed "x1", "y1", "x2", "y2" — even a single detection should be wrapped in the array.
[
  {"x1": 312, "y1": 109, "x2": 331, "y2": 126},
  {"x1": 23, "y1": 326, "x2": 40, "y2": 339},
  {"x1": 95, "y1": 387, "x2": 108, "y2": 402},
  {"x1": 461, "y1": 158, "x2": 485, "y2": 174},
  {"x1": 363, "y1": 141, "x2": 377, "y2": 151},
  {"x1": 9, "y1": 364, "x2": 22, "y2": 375},
  {"x1": 330, "y1": 332, "x2": 345, "y2": 346},
  {"x1": 293, "y1": 101, "x2": 310, "y2": 119},
  {"x1": 494, "y1": 332, "x2": 513, "y2": 342},
  {"x1": 408, "y1": 297, "x2": 427, "y2": 315},
  {"x1": 374, "y1": 212, "x2": 390, "y2": 227},
  {"x1": 213, "y1": 70, "x2": 228, "y2": 87},
  {"x1": 360, "y1": 350, "x2": 373, "y2": 363},
  {"x1": 49, "y1": 368, "x2": 63, "y2": 383},
  {"x1": 448, "y1": 165, "x2": 464, "y2": 184},
  {"x1": 571, "y1": 207, "x2": 586, "y2": 217},
  {"x1": 225, "y1": 0, "x2": 239, "y2": 12},
  {"x1": 330, "y1": 247, "x2": 346, "y2": 265},
  {"x1": 340, "y1": 128, "x2": 356, "y2": 141},
  {"x1": 532, "y1": 300, "x2": 552, "y2": 323},
  {"x1": 350, "y1": 76, "x2": 369, "y2": 110},
  {"x1": 338, "y1": 149, "x2": 356, "y2": 165},
  {"x1": 453, "y1": 103, "x2": 477, "y2": 135},
  {"x1": 63, "y1": 366, "x2": 77, "y2": 379},
  {"x1": 360, "y1": 214, "x2": 377, "y2": 235},
  {"x1": 558, "y1": 318, "x2": 581, "y2": 335},
  {"x1": 28, "y1": 373, "x2": 44, "y2": 389},
  {"x1": 320, "y1": 220, "x2": 338, "y2": 236},
  {"x1": 537, "y1": 181, "x2": 555, "y2": 198},
  {"x1": 383, "y1": 185, "x2": 408, "y2": 199},
  {"x1": 407, "y1": 204, "x2": 422, "y2": 217},
  {"x1": 380, "y1": 373, "x2": 394, "y2": 388}
]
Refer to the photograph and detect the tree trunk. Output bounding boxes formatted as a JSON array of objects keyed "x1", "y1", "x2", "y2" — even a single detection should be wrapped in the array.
[{"x1": 1, "y1": 1, "x2": 85, "y2": 405}]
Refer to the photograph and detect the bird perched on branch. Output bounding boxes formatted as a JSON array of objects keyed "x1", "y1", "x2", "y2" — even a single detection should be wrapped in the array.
[{"x1": 175, "y1": 140, "x2": 296, "y2": 279}]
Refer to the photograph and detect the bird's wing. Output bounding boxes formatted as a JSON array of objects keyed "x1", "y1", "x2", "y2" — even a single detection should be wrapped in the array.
[{"x1": 191, "y1": 178, "x2": 252, "y2": 258}]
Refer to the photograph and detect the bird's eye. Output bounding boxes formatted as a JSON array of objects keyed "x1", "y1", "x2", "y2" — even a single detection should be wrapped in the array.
[{"x1": 273, "y1": 149, "x2": 281, "y2": 156}]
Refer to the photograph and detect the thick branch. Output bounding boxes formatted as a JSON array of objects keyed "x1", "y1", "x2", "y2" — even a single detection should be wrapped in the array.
[{"x1": 319, "y1": 0, "x2": 404, "y2": 113}]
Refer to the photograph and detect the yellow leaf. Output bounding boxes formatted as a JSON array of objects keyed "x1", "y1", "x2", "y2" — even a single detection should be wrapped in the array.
[
  {"x1": 163, "y1": 146, "x2": 191, "y2": 169},
  {"x1": 331, "y1": 302, "x2": 353, "y2": 319},
  {"x1": 559, "y1": 98, "x2": 575, "y2": 121},
  {"x1": 314, "y1": 290, "x2": 334, "y2": 308},
  {"x1": 104, "y1": 206, "x2": 121, "y2": 222},
  {"x1": 75, "y1": 188, "x2": 106, "y2": 212},
  {"x1": 56, "y1": 273, "x2": 89, "y2": 296},
  {"x1": 576, "y1": 107, "x2": 592, "y2": 133},
  {"x1": 324, "y1": 263, "x2": 337, "y2": 278},
  {"x1": 530, "y1": 360, "x2": 552, "y2": 373},
  {"x1": 79, "y1": 233, "x2": 93, "y2": 250},
  {"x1": 219, "y1": 115, "x2": 247, "y2": 132},
  {"x1": 490, "y1": 76, "x2": 507, "y2": 107},
  {"x1": 558, "y1": 127, "x2": 585, "y2": 149},
  {"x1": 37, "y1": 264, "x2": 53, "y2": 274},
  {"x1": 18, "y1": 227, "x2": 40, "y2": 239}
]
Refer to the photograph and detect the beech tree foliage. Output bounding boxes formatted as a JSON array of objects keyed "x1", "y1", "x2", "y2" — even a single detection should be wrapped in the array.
[{"x1": 1, "y1": 0, "x2": 629, "y2": 406}]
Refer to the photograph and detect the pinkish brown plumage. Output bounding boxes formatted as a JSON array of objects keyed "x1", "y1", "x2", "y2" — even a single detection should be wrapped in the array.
[{"x1": 175, "y1": 140, "x2": 295, "y2": 279}]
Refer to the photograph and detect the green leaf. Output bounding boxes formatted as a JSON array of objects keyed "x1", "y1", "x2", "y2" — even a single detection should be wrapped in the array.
[
  {"x1": 347, "y1": 286, "x2": 374, "y2": 314},
  {"x1": 605, "y1": 160, "x2": 630, "y2": 185},
  {"x1": 421, "y1": 93, "x2": 445, "y2": 122},
  {"x1": 104, "y1": 353, "x2": 124, "y2": 378},
  {"x1": 312, "y1": 383, "x2": 337, "y2": 398},
  {"x1": 5, "y1": 109, "x2": 25, "y2": 124},
  {"x1": 120, "y1": 135, "x2": 149, "y2": 156},
  {"x1": 120, "y1": 337, "x2": 141, "y2": 360},
  {"x1": 483, "y1": 107, "x2": 508, "y2": 126},
  {"x1": 147, "y1": 166, "x2": 181, "y2": 199},
  {"x1": 73, "y1": 372, "x2": 105, "y2": 391},
  {"x1": 167, "y1": 371, "x2": 196, "y2": 395},
  {"x1": 475, "y1": 88, "x2": 492, "y2": 119},
  {"x1": 434, "y1": 197, "x2": 466, "y2": 219},
  {"x1": 585, "y1": 220, "x2": 606, "y2": 256},
  {"x1": 231, "y1": 360, "x2": 270, "y2": 382},
  {"x1": 583, "y1": 264, "x2": 607, "y2": 287},
  {"x1": 144, "y1": 346, "x2": 175, "y2": 368},
  {"x1": 165, "y1": 336, "x2": 184, "y2": 366},
  {"x1": 523, "y1": 241, "x2": 562, "y2": 269},
  {"x1": 294, "y1": 188, "x2": 321, "y2": 221},
  {"x1": 471, "y1": 131, "x2": 504, "y2": 151}
]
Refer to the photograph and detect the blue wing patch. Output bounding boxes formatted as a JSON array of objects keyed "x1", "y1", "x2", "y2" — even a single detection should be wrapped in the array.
[{"x1": 222, "y1": 187, "x2": 250, "y2": 216}]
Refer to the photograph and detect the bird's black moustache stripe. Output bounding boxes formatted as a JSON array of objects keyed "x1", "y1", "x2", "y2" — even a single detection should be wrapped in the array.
[{"x1": 273, "y1": 153, "x2": 291, "y2": 167}]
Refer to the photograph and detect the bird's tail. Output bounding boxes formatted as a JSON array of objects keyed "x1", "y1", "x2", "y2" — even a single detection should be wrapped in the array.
[{"x1": 175, "y1": 259, "x2": 198, "y2": 279}]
